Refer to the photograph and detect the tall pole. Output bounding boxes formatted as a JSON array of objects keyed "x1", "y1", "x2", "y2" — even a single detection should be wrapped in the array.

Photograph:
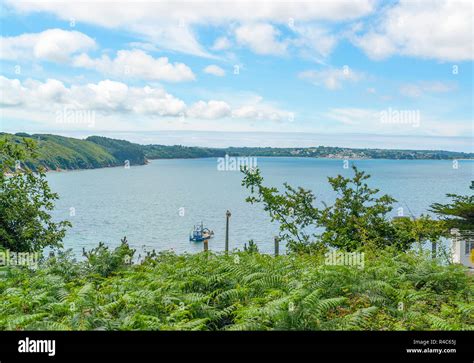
[
  {"x1": 225, "y1": 210, "x2": 231, "y2": 253},
  {"x1": 274, "y1": 236, "x2": 279, "y2": 257}
]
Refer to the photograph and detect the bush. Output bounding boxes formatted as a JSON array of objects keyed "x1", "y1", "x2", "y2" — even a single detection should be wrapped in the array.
[{"x1": 82, "y1": 237, "x2": 135, "y2": 277}]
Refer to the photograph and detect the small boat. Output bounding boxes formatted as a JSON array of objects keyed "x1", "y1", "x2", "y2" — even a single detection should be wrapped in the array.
[{"x1": 189, "y1": 222, "x2": 214, "y2": 242}]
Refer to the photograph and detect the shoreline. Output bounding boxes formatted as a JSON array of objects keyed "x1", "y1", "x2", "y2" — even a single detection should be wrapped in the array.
[{"x1": 37, "y1": 156, "x2": 474, "y2": 174}]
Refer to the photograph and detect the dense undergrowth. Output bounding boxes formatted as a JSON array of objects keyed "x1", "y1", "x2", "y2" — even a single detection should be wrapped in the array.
[{"x1": 0, "y1": 242, "x2": 472, "y2": 331}]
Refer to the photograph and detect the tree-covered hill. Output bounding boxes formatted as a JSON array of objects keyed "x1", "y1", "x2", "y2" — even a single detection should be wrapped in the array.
[
  {"x1": 1, "y1": 133, "x2": 147, "y2": 171},
  {"x1": 86, "y1": 136, "x2": 146, "y2": 166},
  {"x1": 143, "y1": 144, "x2": 225, "y2": 159},
  {"x1": 143, "y1": 145, "x2": 474, "y2": 160},
  {"x1": 32, "y1": 134, "x2": 119, "y2": 170}
]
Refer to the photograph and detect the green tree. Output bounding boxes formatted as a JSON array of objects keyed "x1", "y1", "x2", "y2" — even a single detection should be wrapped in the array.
[
  {"x1": 242, "y1": 165, "x2": 398, "y2": 252},
  {"x1": 241, "y1": 165, "x2": 319, "y2": 253},
  {"x1": 392, "y1": 215, "x2": 446, "y2": 257},
  {"x1": 243, "y1": 239, "x2": 259, "y2": 253},
  {"x1": 430, "y1": 183, "x2": 474, "y2": 232},
  {"x1": 242, "y1": 165, "x2": 445, "y2": 253},
  {"x1": 317, "y1": 167, "x2": 396, "y2": 250},
  {"x1": 0, "y1": 136, "x2": 71, "y2": 252}
]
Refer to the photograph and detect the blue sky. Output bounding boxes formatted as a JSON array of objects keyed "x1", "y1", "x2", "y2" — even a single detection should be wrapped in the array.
[{"x1": 0, "y1": 0, "x2": 473, "y2": 150}]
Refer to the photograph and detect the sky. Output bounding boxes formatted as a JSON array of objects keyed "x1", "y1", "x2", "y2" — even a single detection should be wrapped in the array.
[{"x1": 0, "y1": 0, "x2": 473, "y2": 151}]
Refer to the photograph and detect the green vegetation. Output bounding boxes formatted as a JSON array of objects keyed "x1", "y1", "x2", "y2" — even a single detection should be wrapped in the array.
[
  {"x1": 86, "y1": 136, "x2": 146, "y2": 166},
  {"x1": 222, "y1": 146, "x2": 474, "y2": 160},
  {"x1": 430, "y1": 183, "x2": 474, "y2": 232},
  {"x1": 0, "y1": 133, "x2": 146, "y2": 171},
  {"x1": 143, "y1": 144, "x2": 223, "y2": 159},
  {"x1": 0, "y1": 137, "x2": 71, "y2": 252},
  {"x1": 144, "y1": 145, "x2": 473, "y2": 161},
  {"x1": 0, "y1": 244, "x2": 472, "y2": 330},
  {"x1": 145, "y1": 144, "x2": 474, "y2": 160}
]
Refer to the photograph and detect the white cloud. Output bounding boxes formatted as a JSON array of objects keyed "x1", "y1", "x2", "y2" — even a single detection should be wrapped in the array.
[
  {"x1": 129, "y1": 86, "x2": 187, "y2": 115},
  {"x1": 5, "y1": 1, "x2": 374, "y2": 58},
  {"x1": 298, "y1": 67, "x2": 364, "y2": 90},
  {"x1": 0, "y1": 76, "x2": 186, "y2": 117},
  {"x1": 212, "y1": 36, "x2": 232, "y2": 51},
  {"x1": 203, "y1": 64, "x2": 226, "y2": 77},
  {"x1": 324, "y1": 107, "x2": 472, "y2": 137},
  {"x1": 235, "y1": 23, "x2": 287, "y2": 55},
  {"x1": 231, "y1": 96, "x2": 292, "y2": 122},
  {"x1": 0, "y1": 77, "x2": 25, "y2": 105},
  {"x1": 2, "y1": 1, "x2": 379, "y2": 60},
  {"x1": 292, "y1": 25, "x2": 338, "y2": 60},
  {"x1": 353, "y1": 0, "x2": 474, "y2": 61},
  {"x1": 185, "y1": 96, "x2": 292, "y2": 122},
  {"x1": 0, "y1": 28, "x2": 96, "y2": 63},
  {"x1": 231, "y1": 105, "x2": 288, "y2": 121},
  {"x1": 185, "y1": 94, "x2": 293, "y2": 123},
  {"x1": 187, "y1": 100, "x2": 231, "y2": 119},
  {"x1": 36, "y1": 78, "x2": 68, "y2": 102},
  {"x1": 7, "y1": 1, "x2": 374, "y2": 25},
  {"x1": 9, "y1": 2, "x2": 468, "y2": 63},
  {"x1": 135, "y1": 23, "x2": 215, "y2": 58},
  {"x1": 399, "y1": 81, "x2": 457, "y2": 98},
  {"x1": 0, "y1": 76, "x2": 291, "y2": 123},
  {"x1": 7, "y1": 0, "x2": 374, "y2": 23},
  {"x1": 73, "y1": 49, "x2": 195, "y2": 82},
  {"x1": 81, "y1": 80, "x2": 129, "y2": 110},
  {"x1": 352, "y1": 32, "x2": 396, "y2": 61}
]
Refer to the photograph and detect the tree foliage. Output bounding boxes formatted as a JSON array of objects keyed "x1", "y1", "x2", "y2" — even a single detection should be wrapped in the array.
[
  {"x1": 242, "y1": 165, "x2": 443, "y2": 253},
  {"x1": 318, "y1": 168, "x2": 396, "y2": 250},
  {"x1": 430, "y1": 184, "x2": 474, "y2": 232},
  {"x1": 0, "y1": 136, "x2": 71, "y2": 252}
]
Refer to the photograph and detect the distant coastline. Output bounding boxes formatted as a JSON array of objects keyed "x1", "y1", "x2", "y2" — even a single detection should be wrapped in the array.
[{"x1": 2, "y1": 132, "x2": 473, "y2": 173}]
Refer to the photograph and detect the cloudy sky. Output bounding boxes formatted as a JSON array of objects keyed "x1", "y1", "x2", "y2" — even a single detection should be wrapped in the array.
[{"x1": 0, "y1": 0, "x2": 473, "y2": 150}]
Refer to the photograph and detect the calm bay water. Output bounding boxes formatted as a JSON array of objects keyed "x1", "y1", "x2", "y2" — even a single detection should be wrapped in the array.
[{"x1": 46, "y1": 158, "x2": 473, "y2": 255}]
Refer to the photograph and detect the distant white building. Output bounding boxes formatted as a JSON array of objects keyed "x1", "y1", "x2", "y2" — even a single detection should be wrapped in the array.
[{"x1": 451, "y1": 229, "x2": 474, "y2": 269}]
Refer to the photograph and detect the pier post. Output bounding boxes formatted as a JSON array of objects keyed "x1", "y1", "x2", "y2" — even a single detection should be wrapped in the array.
[
  {"x1": 225, "y1": 210, "x2": 231, "y2": 253},
  {"x1": 274, "y1": 236, "x2": 279, "y2": 257}
]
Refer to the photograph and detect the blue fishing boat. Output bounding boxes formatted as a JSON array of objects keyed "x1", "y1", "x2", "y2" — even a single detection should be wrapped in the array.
[{"x1": 189, "y1": 222, "x2": 214, "y2": 242}]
